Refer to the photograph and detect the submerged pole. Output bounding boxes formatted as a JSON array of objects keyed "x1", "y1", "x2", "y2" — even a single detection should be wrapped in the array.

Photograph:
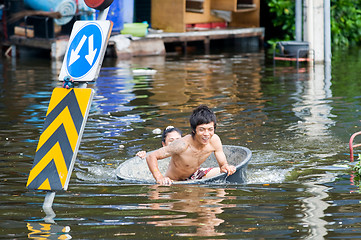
[
  {"x1": 43, "y1": 191, "x2": 56, "y2": 209},
  {"x1": 295, "y1": 0, "x2": 302, "y2": 41},
  {"x1": 324, "y1": 0, "x2": 331, "y2": 62}
]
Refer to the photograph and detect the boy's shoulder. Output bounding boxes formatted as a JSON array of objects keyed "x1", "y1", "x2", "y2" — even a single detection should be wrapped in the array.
[
  {"x1": 211, "y1": 133, "x2": 221, "y2": 142},
  {"x1": 167, "y1": 136, "x2": 189, "y2": 154},
  {"x1": 182, "y1": 134, "x2": 192, "y2": 141}
]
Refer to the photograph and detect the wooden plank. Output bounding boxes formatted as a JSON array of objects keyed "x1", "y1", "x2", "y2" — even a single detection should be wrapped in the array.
[
  {"x1": 152, "y1": 0, "x2": 186, "y2": 32},
  {"x1": 10, "y1": 35, "x2": 70, "y2": 60},
  {"x1": 10, "y1": 36, "x2": 54, "y2": 49},
  {"x1": 152, "y1": 0, "x2": 223, "y2": 32},
  {"x1": 147, "y1": 27, "x2": 264, "y2": 43},
  {"x1": 186, "y1": 0, "x2": 204, "y2": 13},
  {"x1": 184, "y1": 0, "x2": 223, "y2": 24},
  {"x1": 14, "y1": 26, "x2": 34, "y2": 38},
  {"x1": 211, "y1": 0, "x2": 256, "y2": 12},
  {"x1": 229, "y1": 0, "x2": 260, "y2": 27},
  {"x1": 211, "y1": 0, "x2": 237, "y2": 11}
]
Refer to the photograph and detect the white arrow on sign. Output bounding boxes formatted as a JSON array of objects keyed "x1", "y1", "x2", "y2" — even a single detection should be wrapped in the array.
[
  {"x1": 68, "y1": 35, "x2": 87, "y2": 67},
  {"x1": 85, "y1": 35, "x2": 98, "y2": 66}
]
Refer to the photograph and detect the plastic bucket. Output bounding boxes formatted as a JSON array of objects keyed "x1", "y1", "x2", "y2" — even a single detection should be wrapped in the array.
[
  {"x1": 24, "y1": 0, "x2": 76, "y2": 25},
  {"x1": 121, "y1": 23, "x2": 148, "y2": 37},
  {"x1": 278, "y1": 41, "x2": 309, "y2": 58}
]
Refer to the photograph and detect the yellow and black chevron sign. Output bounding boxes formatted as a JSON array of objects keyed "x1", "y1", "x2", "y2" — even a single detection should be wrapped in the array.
[{"x1": 26, "y1": 88, "x2": 94, "y2": 191}]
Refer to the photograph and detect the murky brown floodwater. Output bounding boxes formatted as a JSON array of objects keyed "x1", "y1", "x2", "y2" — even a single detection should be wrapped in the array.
[{"x1": 2, "y1": 44, "x2": 361, "y2": 239}]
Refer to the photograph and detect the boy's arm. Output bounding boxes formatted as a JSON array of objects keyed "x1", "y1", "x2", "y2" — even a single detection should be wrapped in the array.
[
  {"x1": 213, "y1": 134, "x2": 236, "y2": 176},
  {"x1": 146, "y1": 147, "x2": 173, "y2": 185},
  {"x1": 146, "y1": 138, "x2": 187, "y2": 185}
]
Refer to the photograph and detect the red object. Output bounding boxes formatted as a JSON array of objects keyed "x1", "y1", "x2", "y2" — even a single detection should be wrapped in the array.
[
  {"x1": 273, "y1": 56, "x2": 312, "y2": 62},
  {"x1": 75, "y1": 0, "x2": 79, "y2": 12},
  {"x1": 211, "y1": 22, "x2": 227, "y2": 29},
  {"x1": 349, "y1": 131, "x2": 361, "y2": 161},
  {"x1": 84, "y1": 0, "x2": 114, "y2": 10},
  {"x1": 186, "y1": 22, "x2": 227, "y2": 30},
  {"x1": 194, "y1": 23, "x2": 212, "y2": 29}
]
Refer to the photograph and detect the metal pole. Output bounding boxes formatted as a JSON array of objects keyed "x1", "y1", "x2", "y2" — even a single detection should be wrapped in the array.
[
  {"x1": 43, "y1": 191, "x2": 56, "y2": 209},
  {"x1": 97, "y1": 7, "x2": 110, "y2": 21},
  {"x1": 78, "y1": 82, "x2": 88, "y2": 88},
  {"x1": 324, "y1": 0, "x2": 331, "y2": 62},
  {"x1": 295, "y1": 0, "x2": 302, "y2": 41}
]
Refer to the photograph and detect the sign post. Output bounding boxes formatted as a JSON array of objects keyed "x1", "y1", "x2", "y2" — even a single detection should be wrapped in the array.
[{"x1": 26, "y1": 0, "x2": 114, "y2": 213}]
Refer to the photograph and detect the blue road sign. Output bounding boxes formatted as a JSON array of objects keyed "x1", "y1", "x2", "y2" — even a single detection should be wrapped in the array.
[
  {"x1": 67, "y1": 24, "x2": 101, "y2": 78},
  {"x1": 59, "y1": 21, "x2": 112, "y2": 82}
]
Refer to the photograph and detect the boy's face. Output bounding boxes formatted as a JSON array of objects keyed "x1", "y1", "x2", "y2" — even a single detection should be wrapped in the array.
[
  {"x1": 162, "y1": 131, "x2": 182, "y2": 146},
  {"x1": 194, "y1": 122, "x2": 215, "y2": 145}
]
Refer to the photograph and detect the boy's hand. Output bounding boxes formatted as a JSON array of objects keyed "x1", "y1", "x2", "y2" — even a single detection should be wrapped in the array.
[
  {"x1": 156, "y1": 176, "x2": 173, "y2": 185},
  {"x1": 221, "y1": 164, "x2": 236, "y2": 176},
  {"x1": 136, "y1": 151, "x2": 146, "y2": 159}
]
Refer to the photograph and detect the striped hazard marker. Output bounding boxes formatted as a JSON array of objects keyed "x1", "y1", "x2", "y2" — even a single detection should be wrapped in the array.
[{"x1": 26, "y1": 88, "x2": 94, "y2": 191}]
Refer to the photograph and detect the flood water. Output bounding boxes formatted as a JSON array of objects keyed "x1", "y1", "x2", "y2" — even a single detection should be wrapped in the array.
[{"x1": 1, "y1": 43, "x2": 361, "y2": 239}]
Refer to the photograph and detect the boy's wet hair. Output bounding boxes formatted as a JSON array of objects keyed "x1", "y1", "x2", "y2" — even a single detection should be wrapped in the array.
[
  {"x1": 161, "y1": 126, "x2": 182, "y2": 145},
  {"x1": 189, "y1": 105, "x2": 217, "y2": 137}
]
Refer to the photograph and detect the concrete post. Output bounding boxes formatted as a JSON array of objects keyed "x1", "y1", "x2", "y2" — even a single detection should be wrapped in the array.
[
  {"x1": 303, "y1": 0, "x2": 312, "y2": 55},
  {"x1": 304, "y1": 0, "x2": 325, "y2": 62},
  {"x1": 324, "y1": 0, "x2": 331, "y2": 62}
]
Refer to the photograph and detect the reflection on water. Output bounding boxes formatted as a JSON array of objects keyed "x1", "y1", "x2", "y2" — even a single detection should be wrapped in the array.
[
  {"x1": 303, "y1": 173, "x2": 334, "y2": 240},
  {"x1": 2, "y1": 47, "x2": 361, "y2": 239},
  {"x1": 291, "y1": 63, "x2": 335, "y2": 140},
  {"x1": 146, "y1": 185, "x2": 230, "y2": 237},
  {"x1": 27, "y1": 222, "x2": 71, "y2": 240},
  {"x1": 26, "y1": 204, "x2": 72, "y2": 239}
]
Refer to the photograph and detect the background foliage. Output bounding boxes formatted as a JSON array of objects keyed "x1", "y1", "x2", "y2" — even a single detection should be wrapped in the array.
[{"x1": 266, "y1": 0, "x2": 361, "y2": 46}]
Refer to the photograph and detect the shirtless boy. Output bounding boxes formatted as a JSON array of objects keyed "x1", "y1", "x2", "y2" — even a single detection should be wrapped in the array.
[
  {"x1": 146, "y1": 105, "x2": 236, "y2": 185},
  {"x1": 136, "y1": 126, "x2": 182, "y2": 159}
]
